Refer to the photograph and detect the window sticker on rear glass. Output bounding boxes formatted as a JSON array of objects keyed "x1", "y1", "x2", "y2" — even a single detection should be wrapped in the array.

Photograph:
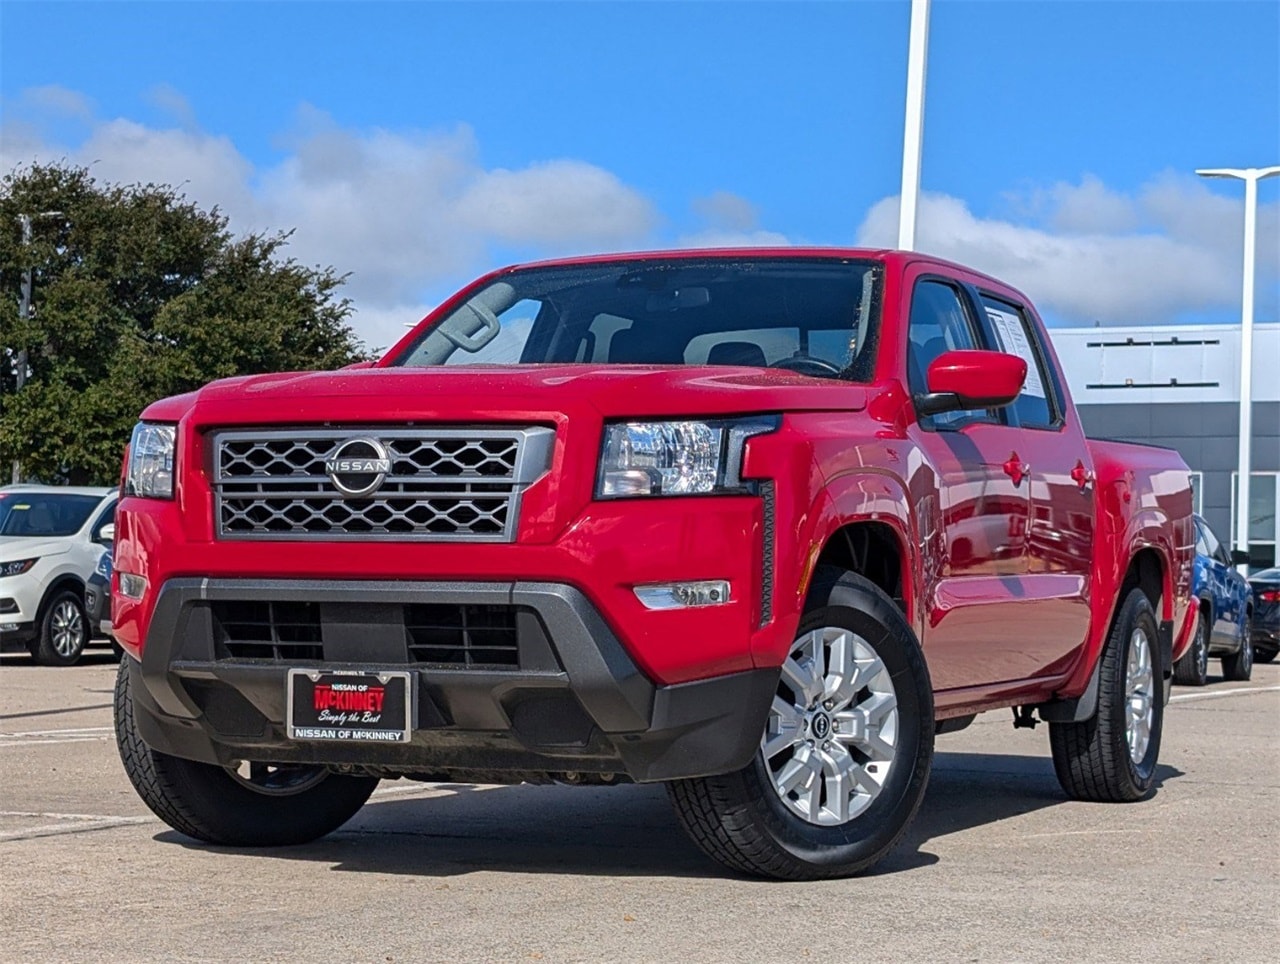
[{"x1": 983, "y1": 304, "x2": 1046, "y2": 398}]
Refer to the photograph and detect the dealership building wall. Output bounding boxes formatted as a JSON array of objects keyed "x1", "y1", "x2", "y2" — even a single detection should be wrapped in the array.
[{"x1": 1048, "y1": 322, "x2": 1280, "y2": 569}]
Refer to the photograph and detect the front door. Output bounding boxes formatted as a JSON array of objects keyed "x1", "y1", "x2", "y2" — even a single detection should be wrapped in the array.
[{"x1": 903, "y1": 275, "x2": 1034, "y2": 691}]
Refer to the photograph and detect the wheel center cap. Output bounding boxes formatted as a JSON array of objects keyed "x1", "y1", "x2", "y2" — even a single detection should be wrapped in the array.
[{"x1": 810, "y1": 712, "x2": 832, "y2": 740}]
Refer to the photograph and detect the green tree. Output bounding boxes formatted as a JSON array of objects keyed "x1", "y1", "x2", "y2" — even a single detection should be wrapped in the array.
[{"x1": 0, "y1": 163, "x2": 367, "y2": 484}]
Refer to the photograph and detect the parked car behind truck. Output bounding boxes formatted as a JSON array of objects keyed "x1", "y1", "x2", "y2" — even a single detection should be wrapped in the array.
[
  {"x1": 111, "y1": 248, "x2": 1195, "y2": 879},
  {"x1": 1172, "y1": 514, "x2": 1254, "y2": 685},
  {"x1": 0, "y1": 485, "x2": 117, "y2": 665}
]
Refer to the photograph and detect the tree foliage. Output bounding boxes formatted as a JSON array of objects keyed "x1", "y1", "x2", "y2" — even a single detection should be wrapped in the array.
[{"x1": 0, "y1": 163, "x2": 367, "y2": 484}]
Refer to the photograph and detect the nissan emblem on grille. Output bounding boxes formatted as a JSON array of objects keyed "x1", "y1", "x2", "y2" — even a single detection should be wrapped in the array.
[{"x1": 325, "y1": 437, "x2": 392, "y2": 498}]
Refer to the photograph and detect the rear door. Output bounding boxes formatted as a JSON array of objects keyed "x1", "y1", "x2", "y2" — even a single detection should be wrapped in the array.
[
  {"x1": 902, "y1": 271, "x2": 1033, "y2": 691},
  {"x1": 972, "y1": 291, "x2": 1096, "y2": 674},
  {"x1": 1198, "y1": 520, "x2": 1244, "y2": 645}
]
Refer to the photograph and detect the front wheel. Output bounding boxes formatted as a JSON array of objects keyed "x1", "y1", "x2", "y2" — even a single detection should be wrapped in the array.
[
  {"x1": 1221, "y1": 618, "x2": 1253, "y2": 681},
  {"x1": 1050, "y1": 588, "x2": 1164, "y2": 802},
  {"x1": 114, "y1": 660, "x2": 378, "y2": 846},
  {"x1": 667, "y1": 568, "x2": 934, "y2": 880},
  {"x1": 1172, "y1": 611, "x2": 1208, "y2": 686},
  {"x1": 32, "y1": 590, "x2": 88, "y2": 666}
]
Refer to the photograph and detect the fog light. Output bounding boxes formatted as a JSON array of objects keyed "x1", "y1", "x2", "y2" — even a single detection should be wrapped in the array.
[
  {"x1": 118, "y1": 572, "x2": 147, "y2": 600},
  {"x1": 0, "y1": 622, "x2": 19, "y2": 632},
  {"x1": 634, "y1": 580, "x2": 731, "y2": 610}
]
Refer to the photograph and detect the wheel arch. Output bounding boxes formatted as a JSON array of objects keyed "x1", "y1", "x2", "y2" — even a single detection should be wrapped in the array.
[
  {"x1": 37, "y1": 575, "x2": 87, "y2": 622},
  {"x1": 813, "y1": 520, "x2": 912, "y2": 625}
]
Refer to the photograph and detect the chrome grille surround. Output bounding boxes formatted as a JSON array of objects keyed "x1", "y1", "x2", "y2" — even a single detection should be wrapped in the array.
[{"x1": 212, "y1": 426, "x2": 555, "y2": 541}]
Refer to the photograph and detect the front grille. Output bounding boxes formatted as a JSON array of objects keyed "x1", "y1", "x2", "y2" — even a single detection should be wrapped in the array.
[
  {"x1": 210, "y1": 600, "x2": 522, "y2": 669},
  {"x1": 405, "y1": 604, "x2": 520, "y2": 666},
  {"x1": 211, "y1": 427, "x2": 554, "y2": 541},
  {"x1": 213, "y1": 601, "x2": 325, "y2": 661}
]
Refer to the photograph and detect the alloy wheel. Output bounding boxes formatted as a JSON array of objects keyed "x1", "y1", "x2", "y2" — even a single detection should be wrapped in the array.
[
  {"x1": 225, "y1": 761, "x2": 330, "y2": 797},
  {"x1": 762, "y1": 626, "x2": 899, "y2": 825},
  {"x1": 50, "y1": 600, "x2": 86, "y2": 659},
  {"x1": 1125, "y1": 628, "x2": 1155, "y2": 765}
]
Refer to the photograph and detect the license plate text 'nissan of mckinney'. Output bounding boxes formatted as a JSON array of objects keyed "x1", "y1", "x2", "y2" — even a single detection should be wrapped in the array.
[{"x1": 287, "y1": 670, "x2": 412, "y2": 743}]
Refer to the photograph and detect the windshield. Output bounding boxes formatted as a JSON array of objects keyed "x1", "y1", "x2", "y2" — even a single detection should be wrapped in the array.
[
  {"x1": 391, "y1": 257, "x2": 882, "y2": 381},
  {"x1": 0, "y1": 493, "x2": 102, "y2": 538}
]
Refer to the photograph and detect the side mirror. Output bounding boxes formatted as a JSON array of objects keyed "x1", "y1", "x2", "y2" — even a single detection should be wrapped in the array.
[
  {"x1": 97, "y1": 523, "x2": 115, "y2": 544},
  {"x1": 916, "y1": 350, "x2": 1027, "y2": 417},
  {"x1": 1231, "y1": 549, "x2": 1251, "y2": 566}
]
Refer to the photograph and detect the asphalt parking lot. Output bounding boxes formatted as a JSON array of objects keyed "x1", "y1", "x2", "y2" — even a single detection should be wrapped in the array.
[{"x1": 1, "y1": 652, "x2": 1276, "y2": 963}]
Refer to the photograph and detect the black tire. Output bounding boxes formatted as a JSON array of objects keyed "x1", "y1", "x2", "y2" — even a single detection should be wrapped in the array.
[
  {"x1": 114, "y1": 659, "x2": 378, "y2": 846},
  {"x1": 32, "y1": 589, "x2": 89, "y2": 666},
  {"x1": 1256, "y1": 645, "x2": 1278, "y2": 664},
  {"x1": 1221, "y1": 616, "x2": 1254, "y2": 681},
  {"x1": 1172, "y1": 611, "x2": 1209, "y2": 686},
  {"x1": 1050, "y1": 588, "x2": 1164, "y2": 802},
  {"x1": 666, "y1": 567, "x2": 934, "y2": 880}
]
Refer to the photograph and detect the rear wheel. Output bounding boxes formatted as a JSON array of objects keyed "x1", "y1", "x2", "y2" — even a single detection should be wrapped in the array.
[
  {"x1": 1050, "y1": 588, "x2": 1164, "y2": 802},
  {"x1": 32, "y1": 590, "x2": 88, "y2": 666},
  {"x1": 1221, "y1": 617, "x2": 1253, "y2": 681},
  {"x1": 667, "y1": 568, "x2": 933, "y2": 880},
  {"x1": 1172, "y1": 612, "x2": 1209, "y2": 686},
  {"x1": 114, "y1": 660, "x2": 378, "y2": 846}
]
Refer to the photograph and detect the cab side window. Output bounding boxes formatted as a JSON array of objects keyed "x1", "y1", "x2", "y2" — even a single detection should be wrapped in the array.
[
  {"x1": 978, "y1": 295, "x2": 1060, "y2": 430},
  {"x1": 908, "y1": 280, "x2": 991, "y2": 430}
]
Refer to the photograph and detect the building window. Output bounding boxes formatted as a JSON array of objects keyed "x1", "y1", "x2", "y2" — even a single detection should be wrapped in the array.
[{"x1": 1230, "y1": 471, "x2": 1280, "y2": 570}]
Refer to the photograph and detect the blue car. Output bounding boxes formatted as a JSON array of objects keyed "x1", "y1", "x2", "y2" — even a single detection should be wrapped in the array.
[{"x1": 1173, "y1": 515, "x2": 1254, "y2": 686}]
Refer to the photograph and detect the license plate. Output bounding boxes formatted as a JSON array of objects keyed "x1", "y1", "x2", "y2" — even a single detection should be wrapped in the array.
[{"x1": 287, "y1": 670, "x2": 412, "y2": 743}]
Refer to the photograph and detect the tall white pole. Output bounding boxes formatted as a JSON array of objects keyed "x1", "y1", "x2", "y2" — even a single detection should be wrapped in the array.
[
  {"x1": 898, "y1": 0, "x2": 931, "y2": 251},
  {"x1": 1237, "y1": 173, "x2": 1257, "y2": 573},
  {"x1": 1196, "y1": 165, "x2": 1280, "y2": 572}
]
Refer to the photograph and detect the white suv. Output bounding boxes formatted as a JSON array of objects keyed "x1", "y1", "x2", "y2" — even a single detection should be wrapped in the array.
[{"x1": 0, "y1": 486, "x2": 117, "y2": 665}]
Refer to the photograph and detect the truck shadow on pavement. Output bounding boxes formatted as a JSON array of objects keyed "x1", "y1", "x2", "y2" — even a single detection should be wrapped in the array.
[{"x1": 161, "y1": 750, "x2": 1183, "y2": 879}]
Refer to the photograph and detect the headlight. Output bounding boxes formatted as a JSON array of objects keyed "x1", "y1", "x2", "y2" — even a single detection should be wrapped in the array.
[
  {"x1": 0, "y1": 559, "x2": 37, "y2": 578},
  {"x1": 597, "y1": 417, "x2": 778, "y2": 498},
  {"x1": 125, "y1": 422, "x2": 176, "y2": 499},
  {"x1": 95, "y1": 553, "x2": 113, "y2": 578}
]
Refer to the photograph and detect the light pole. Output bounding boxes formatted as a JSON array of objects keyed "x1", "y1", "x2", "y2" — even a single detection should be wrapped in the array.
[
  {"x1": 1195, "y1": 166, "x2": 1280, "y2": 572},
  {"x1": 898, "y1": 0, "x2": 931, "y2": 251},
  {"x1": 11, "y1": 211, "x2": 63, "y2": 484}
]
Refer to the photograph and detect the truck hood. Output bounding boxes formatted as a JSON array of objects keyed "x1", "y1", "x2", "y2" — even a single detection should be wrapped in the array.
[{"x1": 142, "y1": 365, "x2": 869, "y2": 425}]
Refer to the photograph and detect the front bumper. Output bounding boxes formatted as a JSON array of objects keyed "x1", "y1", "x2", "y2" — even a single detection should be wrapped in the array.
[
  {"x1": 130, "y1": 578, "x2": 779, "y2": 783},
  {"x1": 0, "y1": 621, "x2": 36, "y2": 652}
]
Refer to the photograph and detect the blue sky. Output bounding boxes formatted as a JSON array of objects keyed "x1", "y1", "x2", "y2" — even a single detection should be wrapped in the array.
[{"x1": 3, "y1": 1, "x2": 1278, "y2": 347}]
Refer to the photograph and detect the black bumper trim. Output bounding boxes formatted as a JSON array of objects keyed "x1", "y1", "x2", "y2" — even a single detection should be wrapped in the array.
[{"x1": 133, "y1": 578, "x2": 778, "y2": 783}]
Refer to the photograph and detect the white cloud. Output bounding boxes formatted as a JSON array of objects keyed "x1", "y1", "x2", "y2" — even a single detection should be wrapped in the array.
[
  {"x1": 6, "y1": 89, "x2": 1274, "y2": 337},
  {"x1": 676, "y1": 228, "x2": 792, "y2": 249},
  {"x1": 16, "y1": 85, "x2": 94, "y2": 120},
  {"x1": 1, "y1": 102, "x2": 658, "y2": 347},
  {"x1": 678, "y1": 190, "x2": 791, "y2": 248},
  {"x1": 692, "y1": 191, "x2": 760, "y2": 232},
  {"x1": 858, "y1": 175, "x2": 1280, "y2": 324}
]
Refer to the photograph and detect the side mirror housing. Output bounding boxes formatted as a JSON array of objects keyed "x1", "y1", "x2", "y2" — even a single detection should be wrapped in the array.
[
  {"x1": 97, "y1": 522, "x2": 115, "y2": 544},
  {"x1": 916, "y1": 350, "x2": 1027, "y2": 417}
]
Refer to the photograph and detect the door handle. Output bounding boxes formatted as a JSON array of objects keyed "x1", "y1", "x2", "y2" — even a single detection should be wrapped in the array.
[
  {"x1": 1002, "y1": 452, "x2": 1029, "y2": 486},
  {"x1": 1071, "y1": 460, "x2": 1094, "y2": 491}
]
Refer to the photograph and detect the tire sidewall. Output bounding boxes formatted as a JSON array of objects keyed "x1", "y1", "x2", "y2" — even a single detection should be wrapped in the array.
[
  {"x1": 1193, "y1": 615, "x2": 1208, "y2": 681},
  {"x1": 741, "y1": 572, "x2": 933, "y2": 871}
]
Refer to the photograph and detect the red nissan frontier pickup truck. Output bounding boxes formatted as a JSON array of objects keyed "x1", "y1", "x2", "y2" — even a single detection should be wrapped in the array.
[{"x1": 112, "y1": 249, "x2": 1195, "y2": 879}]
